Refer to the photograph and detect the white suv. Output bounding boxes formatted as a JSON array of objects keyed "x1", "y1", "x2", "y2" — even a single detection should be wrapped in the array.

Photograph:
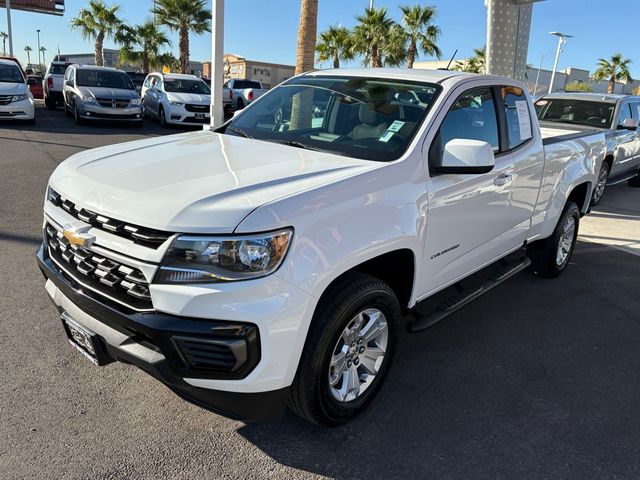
[
  {"x1": 0, "y1": 59, "x2": 35, "y2": 124},
  {"x1": 142, "y1": 73, "x2": 210, "y2": 127}
]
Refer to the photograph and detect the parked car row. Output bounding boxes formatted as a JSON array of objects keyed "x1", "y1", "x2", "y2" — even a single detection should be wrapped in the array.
[{"x1": 1, "y1": 60, "x2": 264, "y2": 129}]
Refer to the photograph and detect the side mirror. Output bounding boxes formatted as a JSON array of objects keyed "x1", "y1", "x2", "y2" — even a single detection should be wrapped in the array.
[
  {"x1": 619, "y1": 118, "x2": 638, "y2": 130},
  {"x1": 434, "y1": 139, "x2": 496, "y2": 175}
]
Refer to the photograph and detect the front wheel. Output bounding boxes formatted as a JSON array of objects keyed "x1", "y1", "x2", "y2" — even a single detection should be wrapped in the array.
[
  {"x1": 289, "y1": 272, "x2": 399, "y2": 426},
  {"x1": 591, "y1": 161, "x2": 610, "y2": 206},
  {"x1": 159, "y1": 105, "x2": 168, "y2": 127},
  {"x1": 74, "y1": 103, "x2": 84, "y2": 125},
  {"x1": 527, "y1": 201, "x2": 580, "y2": 278}
]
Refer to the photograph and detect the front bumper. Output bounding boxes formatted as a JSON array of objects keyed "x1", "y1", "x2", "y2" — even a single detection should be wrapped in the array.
[
  {"x1": 78, "y1": 103, "x2": 143, "y2": 122},
  {"x1": 166, "y1": 104, "x2": 210, "y2": 125},
  {"x1": 0, "y1": 98, "x2": 35, "y2": 120},
  {"x1": 36, "y1": 244, "x2": 289, "y2": 421}
]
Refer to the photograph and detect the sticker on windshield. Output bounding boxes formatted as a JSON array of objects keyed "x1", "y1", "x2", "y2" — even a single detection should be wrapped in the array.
[
  {"x1": 515, "y1": 100, "x2": 532, "y2": 141},
  {"x1": 388, "y1": 120, "x2": 405, "y2": 132},
  {"x1": 379, "y1": 131, "x2": 395, "y2": 143},
  {"x1": 535, "y1": 100, "x2": 548, "y2": 106}
]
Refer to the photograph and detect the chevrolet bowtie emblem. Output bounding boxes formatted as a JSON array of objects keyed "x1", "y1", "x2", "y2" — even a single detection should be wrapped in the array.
[{"x1": 63, "y1": 223, "x2": 95, "y2": 248}]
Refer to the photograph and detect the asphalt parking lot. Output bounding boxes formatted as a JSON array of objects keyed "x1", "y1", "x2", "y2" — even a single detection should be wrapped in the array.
[{"x1": 1, "y1": 103, "x2": 640, "y2": 480}]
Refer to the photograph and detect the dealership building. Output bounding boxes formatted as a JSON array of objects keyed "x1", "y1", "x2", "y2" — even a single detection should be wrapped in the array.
[{"x1": 203, "y1": 54, "x2": 295, "y2": 89}]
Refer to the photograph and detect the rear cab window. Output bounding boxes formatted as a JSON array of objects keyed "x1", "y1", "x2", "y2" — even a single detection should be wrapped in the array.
[{"x1": 501, "y1": 86, "x2": 533, "y2": 150}]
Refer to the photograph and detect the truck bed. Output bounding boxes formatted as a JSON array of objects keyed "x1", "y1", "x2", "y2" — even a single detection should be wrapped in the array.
[{"x1": 540, "y1": 122, "x2": 603, "y2": 146}]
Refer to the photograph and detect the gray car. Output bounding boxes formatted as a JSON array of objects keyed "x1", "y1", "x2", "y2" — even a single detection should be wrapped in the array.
[
  {"x1": 536, "y1": 93, "x2": 640, "y2": 205},
  {"x1": 63, "y1": 65, "x2": 144, "y2": 126}
]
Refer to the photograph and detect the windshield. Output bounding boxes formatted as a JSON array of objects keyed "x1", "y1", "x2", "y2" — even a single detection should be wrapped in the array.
[
  {"x1": 535, "y1": 98, "x2": 615, "y2": 128},
  {"x1": 224, "y1": 76, "x2": 440, "y2": 162},
  {"x1": 49, "y1": 64, "x2": 68, "y2": 75},
  {"x1": 164, "y1": 78, "x2": 211, "y2": 94},
  {"x1": 76, "y1": 69, "x2": 135, "y2": 90},
  {"x1": 0, "y1": 64, "x2": 25, "y2": 83}
]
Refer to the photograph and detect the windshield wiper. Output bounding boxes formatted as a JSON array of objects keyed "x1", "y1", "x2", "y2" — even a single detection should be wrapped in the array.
[
  {"x1": 226, "y1": 126, "x2": 254, "y2": 139},
  {"x1": 267, "y1": 139, "x2": 347, "y2": 156}
]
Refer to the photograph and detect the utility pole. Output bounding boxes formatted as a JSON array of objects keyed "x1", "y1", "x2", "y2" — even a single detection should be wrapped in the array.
[
  {"x1": 6, "y1": 0, "x2": 13, "y2": 56},
  {"x1": 37, "y1": 29, "x2": 41, "y2": 68},
  {"x1": 548, "y1": 31, "x2": 573, "y2": 94}
]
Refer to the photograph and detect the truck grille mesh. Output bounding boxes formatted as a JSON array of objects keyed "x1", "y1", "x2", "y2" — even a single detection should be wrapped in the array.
[
  {"x1": 44, "y1": 223, "x2": 153, "y2": 311},
  {"x1": 48, "y1": 189, "x2": 172, "y2": 248}
]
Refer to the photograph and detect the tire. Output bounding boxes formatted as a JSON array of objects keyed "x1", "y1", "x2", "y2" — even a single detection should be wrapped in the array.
[
  {"x1": 64, "y1": 102, "x2": 72, "y2": 117},
  {"x1": 74, "y1": 103, "x2": 84, "y2": 125},
  {"x1": 289, "y1": 272, "x2": 400, "y2": 426},
  {"x1": 236, "y1": 98, "x2": 244, "y2": 110},
  {"x1": 527, "y1": 201, "x2": 580, "y2": 278},
  {"x1": 628, "y1": 173, "x2": 640, "y2": 188},
  {"x1": 45, "y1": 95, "x2": 54, "y2": 110},
  {"x1": 590, "y1": 161, "x2": 610, "y2": 206},
  {"x1": 159, "y1": 105, "x2": 167, "y2": 127}
]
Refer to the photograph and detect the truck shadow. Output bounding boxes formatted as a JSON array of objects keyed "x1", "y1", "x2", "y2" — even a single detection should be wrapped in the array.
[{"x1": 236, "y1": 241, "x2": 640, "y2": 479}]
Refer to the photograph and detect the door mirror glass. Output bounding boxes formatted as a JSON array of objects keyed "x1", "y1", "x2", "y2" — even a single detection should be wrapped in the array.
[
  {"x1": 619, "y1": 118, "x2": 638, "y2": 130},
  {"x1": 436, "y1": 139, "x2": 495, "y2": 174}
]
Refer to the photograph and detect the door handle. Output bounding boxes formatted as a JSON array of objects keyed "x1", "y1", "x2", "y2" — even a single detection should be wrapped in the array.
[{"x1": 494, "y1": 174, "x2": 513, "y2": 187}]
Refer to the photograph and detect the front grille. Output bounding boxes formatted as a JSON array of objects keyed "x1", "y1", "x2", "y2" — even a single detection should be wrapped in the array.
[
  {"x1": 185, "y1": 104, "x2": 209, "y2": 113},
  {"x1": 174, "y1": 337, "x2": 239, "y2": 372},
  {"x1": 0, "y1": 95, "x2": 12, "y2": 106},
  {"x1": 96, "y1": 98, "x2": 131, "y2": 108},
  {"x1": 45, "y1": 223, "x2": 153, "y2": 311},
  {"x1": 48, "y1": 189, "x2": 172, "y2": 248}
]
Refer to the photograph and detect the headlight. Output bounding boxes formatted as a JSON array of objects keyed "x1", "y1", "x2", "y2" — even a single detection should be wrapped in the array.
[
  {"x1": 130, "y1": 98, "x2": 141, "y2": 106},
  {"x1": 168, "y1": 100, "x2": 184, "y2": 106},
  {"x1": 11, "y1": 94, "x2": 28, "y2": 102},
  {"x1": 81, "y1": 94, "x2": 96, "y2": 103},
  {"x1": 155, "y1": 229, "x2": 293, "y2": 284}
]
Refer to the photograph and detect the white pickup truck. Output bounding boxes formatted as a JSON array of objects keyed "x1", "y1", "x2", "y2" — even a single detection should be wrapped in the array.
[
  {"x1": 43, "y1": 61, "x2": 70, "y2": 110},
  {"x1": 224, "y1": 78, "x2": 267, "y2": 110},
  {"x1": 37, "y1": 69, "x2": 605, "y2": 426}
]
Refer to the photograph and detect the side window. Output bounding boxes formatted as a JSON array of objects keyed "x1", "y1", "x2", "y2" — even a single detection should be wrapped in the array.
[
  {"x1": 631, "y1": 103, "x2": 640, "y2": 121},
  {"x1": 502, "y1": 86, "x2": 532, "y2": 150},
  {"x1": 617, "y1": 103, "x2": 633, "y2": 127},
  {"x1": 438, "y1": 87, "x2": 500, "y2": 154}
]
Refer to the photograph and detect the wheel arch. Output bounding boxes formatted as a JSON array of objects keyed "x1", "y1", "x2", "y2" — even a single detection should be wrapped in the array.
[{"x1": 567, "y1": 181, "x2": 592, "y2": 215}]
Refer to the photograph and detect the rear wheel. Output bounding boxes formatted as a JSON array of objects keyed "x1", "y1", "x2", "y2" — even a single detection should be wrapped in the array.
[
  {"x1": 527, "y1": 201, "x2": 580, "y2": 278},
  {"x1": 236, "y1": 98, "x2": 244, "y2": 110},
  {"x1": 289, "y1": 272, "x2": 399, "y2": 426},
  {"x1": 591, "y1": 161, "x2": 610, "y2": 206},
  {"x1": 45, "y1": 95, "x2": 55, "y2": 110}
]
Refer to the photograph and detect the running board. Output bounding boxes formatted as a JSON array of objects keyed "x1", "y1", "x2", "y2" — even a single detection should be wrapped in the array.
[{"x1": 407, "y1": 255, "x2": 531, "y2": 334}]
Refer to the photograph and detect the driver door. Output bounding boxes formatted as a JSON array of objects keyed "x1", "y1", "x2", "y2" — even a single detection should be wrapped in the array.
[{"x1": 420, "y1": 86, "x2": 523, "y2": 296}]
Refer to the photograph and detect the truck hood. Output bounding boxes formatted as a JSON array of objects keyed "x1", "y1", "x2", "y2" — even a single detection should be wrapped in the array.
[{"x1": 49, "y1": 131, "x2": 379, "y2": 233}]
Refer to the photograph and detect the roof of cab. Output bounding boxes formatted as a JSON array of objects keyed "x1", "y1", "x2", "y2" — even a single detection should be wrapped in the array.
[{"x1": 303, "y1": 68, "x2": 470, "y2": 84}]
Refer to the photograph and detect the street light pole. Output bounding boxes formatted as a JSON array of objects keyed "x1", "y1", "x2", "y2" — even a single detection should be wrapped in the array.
[
  {"x1": 369, "y1": 0, "x2": 374, "y2": 8},
  {"x1": 548, "y1": 31, "x2": 573, "y2": 94},
  {"x1": 534, "y1": 52, "x2": 551, "y2": 96},
  {"x1": 37, "y1": 29, "x2": 41, "y2": 69}
]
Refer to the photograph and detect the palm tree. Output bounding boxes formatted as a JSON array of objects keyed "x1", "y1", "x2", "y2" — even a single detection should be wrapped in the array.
[
  {"x1": 316, "y1": 25, "x2": 353, "y2": 69},
  {"x1": 592, "y1": 53, "x2": 633, "y2": 94},
  {"x1": 1, "y1": 32, "x2": 8, "y2": 56},
  {"x1": 154, "y1": 52, "x2": 179, "y2": 72},
  {"x1": 352, "y1": 7, "x2": 396, "y2": 68},
  {"x1": 153, "y1": 0, "x2": 211, "y2": 74},
  {"x1": 399, "y1": 4, "x2": 441, "y2": 68},
  {"x1": 117, "y1": 21, "x2": 169, "y2": 73},
  {"x1": 295, "y1": 0, "x2": 318, "y2": 74},
  {"x1": 40, "y1": 46, "x2": 47, "y2": 67},
  {"x1": 70, "y1": 0, "x2": 124, "y2": 66},
  {"x1": 24, "y1": 46, "x2": 32, "y2": 65},
  {"x1": 453, "y1": 47, "x2": 486, "y2": 74}
]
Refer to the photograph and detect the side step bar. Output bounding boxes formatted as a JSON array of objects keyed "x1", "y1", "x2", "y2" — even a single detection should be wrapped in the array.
[{"x1": 407, "y1": 255, "x2": 531, "y2": 334}]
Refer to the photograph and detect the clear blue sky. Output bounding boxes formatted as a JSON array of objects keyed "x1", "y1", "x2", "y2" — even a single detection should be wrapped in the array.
[{"x1": 1, "y1": 0, "x2": 639, "y2": 77}]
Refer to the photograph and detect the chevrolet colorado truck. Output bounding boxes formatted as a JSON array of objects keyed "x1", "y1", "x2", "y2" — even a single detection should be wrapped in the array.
[
  {"x1": 37, "y1": 69, "x2": 605, "y2": 426},
  {"x1": 535, "y1": 92, "x2": 640, "y2": 205}
]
